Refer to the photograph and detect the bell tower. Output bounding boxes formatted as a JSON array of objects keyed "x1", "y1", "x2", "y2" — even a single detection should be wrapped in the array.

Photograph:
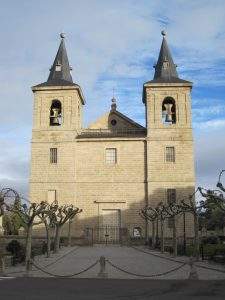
[
  {"x1": 143, "y1": 31, "x2": 195, "y2": 235},
  {"x1": 29, "y1": 34, "x2": 85, "y2": 204},
  {"x1": 31, "y1": 33, "x2": 85, "y2": 132}
]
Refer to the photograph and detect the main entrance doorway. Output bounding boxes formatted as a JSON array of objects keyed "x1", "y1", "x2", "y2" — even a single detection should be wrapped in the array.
[{"x1": 94, "y1": 209, "x2": 121, "y2": 244}]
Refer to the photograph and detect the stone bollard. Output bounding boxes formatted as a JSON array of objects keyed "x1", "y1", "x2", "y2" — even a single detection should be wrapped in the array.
[
  {"x1": 0, "y1": 255, "x2": 6, "y2": 277},
  {"x1": 98, "y1": 256, "x2": 108, "y2": 278},
  {"x1": 188, "y1": 256, "x2": 198, "y2": 280}
]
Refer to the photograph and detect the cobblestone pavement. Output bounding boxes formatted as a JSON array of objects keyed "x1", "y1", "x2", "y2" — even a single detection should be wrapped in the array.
[{"x1": 4, "y1": 245, "x2": 225, "y2": 280}]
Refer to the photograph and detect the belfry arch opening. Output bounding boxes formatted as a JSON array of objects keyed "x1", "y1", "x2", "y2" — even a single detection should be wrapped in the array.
[
  {"x1": 162, "y1": 97, "x2": 176, "y2": 124},
  {"x1": 50, "y1": 100, "x2": 62, "y2": 126}
]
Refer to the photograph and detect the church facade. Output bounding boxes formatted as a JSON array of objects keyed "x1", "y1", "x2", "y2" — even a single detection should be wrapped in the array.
[{"x1": 29, "y1": 32, "x2": 195, "y2": 242}]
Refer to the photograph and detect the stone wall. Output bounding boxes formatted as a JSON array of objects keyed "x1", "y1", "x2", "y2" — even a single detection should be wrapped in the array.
[{"x1": 29, "y1": 82, "x2": 196, "y2": 241}]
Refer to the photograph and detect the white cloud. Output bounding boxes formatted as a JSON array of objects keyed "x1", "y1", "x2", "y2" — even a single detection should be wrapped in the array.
[{"x1": 194, "y1": 119, "x2": 225, "y2": 130}]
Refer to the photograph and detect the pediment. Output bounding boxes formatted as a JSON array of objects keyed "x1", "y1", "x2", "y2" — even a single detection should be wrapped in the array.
[{"x1": 87, "y1": 110, "x2": 145, "y2": 130}]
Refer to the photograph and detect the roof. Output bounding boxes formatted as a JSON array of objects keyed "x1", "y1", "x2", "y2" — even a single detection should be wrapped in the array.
[
  {"x1": 111, "y1": 109, "x2": 145, "y2": 129},
  {"x1": 142, "y1": 31, "x2": 192, "y2": 103},
  {"x1": 32, "y1": 34, "x2": 85, "y2": 104},
  {"x1": 87, "y1": 102, "x2": 145, "y2": 130}
]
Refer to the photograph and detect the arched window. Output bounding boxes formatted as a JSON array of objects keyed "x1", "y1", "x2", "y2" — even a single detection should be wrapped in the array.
[
  {"x1": 50, "y1": 100, "x2": 62, "y2": 126},
  {"x1": 162, "y1": 97, "x2": 176, "y2": 124}
]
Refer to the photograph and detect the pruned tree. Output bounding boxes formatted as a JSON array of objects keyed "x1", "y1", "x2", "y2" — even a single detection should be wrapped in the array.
[
  {"x1": 9, "y1": 200, "x2": 48, "y2": 268},
  {"x1": 217, "y1": 170, "x2": 225, "y2": 193},
  {"x1": 140, "y1": 190, "x2": 201, "y2": 259},
  {"x1": 38, "y1": 201, "x2": 58, "y2": 257},
  {"x1": 199, "y1": 170, "x2": 225, "y2": 236},
  {"x1": 51, "y1": 204, "x2": 82, "y2": 253}
]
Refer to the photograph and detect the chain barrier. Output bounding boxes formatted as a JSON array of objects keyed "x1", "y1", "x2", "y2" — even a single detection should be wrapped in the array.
[
  {"x1": 131, "y1": 246, "x2": 185, "y2": 264},
  {"x1": 31, "y1": 259, "x2": 99, "y2": 278},
  {"x1": 40, "y1": 246, "x2": 80, "y2": 269},
  {"x1": 4, "y1": 246, "x2": 81, "y2": 276},
  {"x1": 132, "y1": 246, "x2": 225, "y2": 275},
  {"x1": 106, "y1": 259, "x2": 187, "y2": 278},
  {"x1": 195, "y1": 263, "x2": 225, "y2": 274}
]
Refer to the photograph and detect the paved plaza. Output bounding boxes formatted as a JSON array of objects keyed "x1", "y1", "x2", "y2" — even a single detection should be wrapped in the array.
[
  {"x1": 4, "y1": 245, "x2": 225, "y2": 280},
  {"x1": 1, "y1": 245, "x2": 225, "y2": 299}
]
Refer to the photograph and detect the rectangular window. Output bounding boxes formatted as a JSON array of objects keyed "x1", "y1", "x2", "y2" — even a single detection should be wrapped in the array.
[
  {"x1": 105, "y1": 148, "x2": 117, "y2": 164},
  {"x1": 50, "y1": 148, "x2": 57, "y2": 164},
  {"x1": 167, "y1": 188, "x2": 176, "y2": 205},
  {"x1": 167, "y1": 189, "x2": 176, "y2": 228},
  {"x1": 165, "y1": 146, "x2": 175, "y2": 162},
  {"x1": 47, "y1": 190, "x2": 56, "y2": 203},
  {"x1": 168, "y1": 217, "x2": 174, "y2": 228}
]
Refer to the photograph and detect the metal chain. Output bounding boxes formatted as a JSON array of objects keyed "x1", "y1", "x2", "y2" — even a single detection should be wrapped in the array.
[
  {"x1": 106, "y1": 259, "x2": 186, "y2": 278},
  {"x1": 5, "y1": 246, "x2": 80, "y2": 275},
  {"x1": 31, "y1": 259, "x2": 99, "y2": 278},
  {"x1": 131, "y1": 246, "x2": 185, "y2": 264},
  {"x1": 132, "y1": 246, "x2": 225, "y2": 275},
  {"x1": 195, "y1": 263, "x2": 225, "y2": 274},
  {"x1": 40, "y1": 246, "x2": 80, "y2": 268}
]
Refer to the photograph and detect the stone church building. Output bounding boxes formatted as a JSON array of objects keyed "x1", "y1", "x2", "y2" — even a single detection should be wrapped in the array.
[{"x1": 29, "y1": 32, "x2": 195, "y2": 242}]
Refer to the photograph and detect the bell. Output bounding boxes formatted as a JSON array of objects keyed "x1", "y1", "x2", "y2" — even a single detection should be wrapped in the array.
[
  {"x1": 51, "y1": 108, "x2": 60, "y2": 125},
  {"x1": 164, "y1": 103, "x2": 173, "y2": 123}
]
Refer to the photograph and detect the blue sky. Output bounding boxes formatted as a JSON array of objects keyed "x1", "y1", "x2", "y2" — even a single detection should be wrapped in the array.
[{"x1": 0, "y1": 0, "x2": 225, "y2": 196}]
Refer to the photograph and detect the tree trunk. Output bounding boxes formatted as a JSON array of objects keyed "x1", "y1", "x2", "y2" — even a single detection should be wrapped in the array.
[
  {"x1": 68, "y1": 219, "x2": 72, "y2": 247},
  {"x1": 25, "y1": 224, "x2": 33, "y2": 270},
  {"x1": 160, "y1": 218, "x2": 164, "y2": 253},
  {"x1": 152, "y1": 221, "x2": 156, "y2": 248},
  {"x1": 54, "y1": 225, "x2": 61, "y2": 253},
  {"x1": 194, "y1": 213, "x2": 200, "y2": 260},
  {"x1": 45, "y1": 225, "x2": 51, "y2": 258},
  {"x1": 172, "y1": 216, "x2": 177, "y2": 257}
]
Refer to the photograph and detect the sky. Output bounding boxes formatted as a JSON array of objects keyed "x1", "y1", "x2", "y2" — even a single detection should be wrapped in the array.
[{"x1": 0, "y1": 0, "x2": 225, "y2": 198}]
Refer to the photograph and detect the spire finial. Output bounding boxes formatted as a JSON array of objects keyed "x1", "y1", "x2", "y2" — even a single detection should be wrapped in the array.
[
  {"x1": 111, "y1": 89, "x2": 117, "y2": 111},
  {"x1": 60, "y1": 33, "x2": 65, "y2": 39},
  {"x1": 161, "y1": 30, "x2": 167, "y2": 37}
]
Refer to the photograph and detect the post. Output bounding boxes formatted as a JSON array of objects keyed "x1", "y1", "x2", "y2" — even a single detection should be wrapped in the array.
[
  {"x1": 160, "y1": 217, "x2": 164, "y2": 253},
  {"x1": 188, "y1": 256, "x2": 198, "y2": 280},
  {"x1": 98, "y1": 256, "x2": 108, "y2": 278}
]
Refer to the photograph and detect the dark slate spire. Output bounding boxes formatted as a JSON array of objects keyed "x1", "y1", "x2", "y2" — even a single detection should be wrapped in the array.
[
  {"x1": 153, "y1": 31, "x2": 178, "y2": 80},
  {"x1": 47, "y1": 33, "x2": 73, "y2": 85},
  {"x1": 148, "y1": 31, "x2": 191, "y2": 84},
  {"x1": 142, "y1": 31, "x2": 192, "y2": 103}
]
